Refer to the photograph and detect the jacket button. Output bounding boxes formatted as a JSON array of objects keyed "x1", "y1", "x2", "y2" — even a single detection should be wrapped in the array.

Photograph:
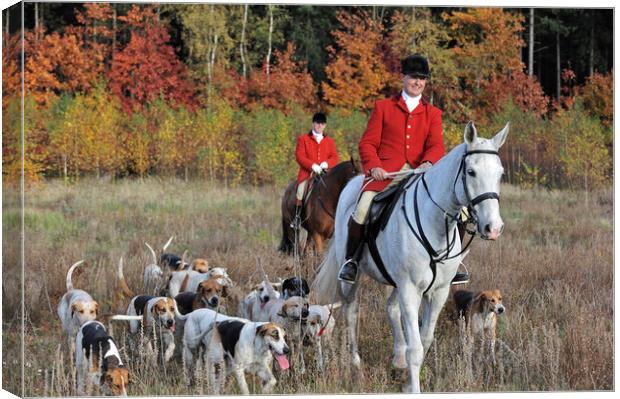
[
  {"x1": 407, "y1": 125, "x2": 411, "y2": 128},
  {"x1": 406, "y1": 135, "x2": 410, "y2": 139},
  {"x1": 406, "y1": 145, "x2": 410, "y2": 149}
]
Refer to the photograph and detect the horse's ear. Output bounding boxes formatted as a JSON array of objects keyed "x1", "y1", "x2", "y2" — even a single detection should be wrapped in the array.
[
  {"x1": 463, "y1": 121, "x2": 477, "y2": 145},
  {"x1": 491, "y1": 122, "x2": 509, "y2": 149}
]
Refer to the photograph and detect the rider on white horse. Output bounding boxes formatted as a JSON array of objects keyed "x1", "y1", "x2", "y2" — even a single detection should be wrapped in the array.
[{"x1": 338, "y1": 54, "x2": 444, "y2": 284}]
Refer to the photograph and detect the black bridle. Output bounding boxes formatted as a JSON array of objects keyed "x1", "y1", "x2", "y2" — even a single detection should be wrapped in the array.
[{"x1": 401, "y1": 148, "x2": 501, "y2": 295}]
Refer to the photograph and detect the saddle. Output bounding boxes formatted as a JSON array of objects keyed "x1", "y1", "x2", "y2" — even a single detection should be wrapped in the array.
[{"x1": 364, "y1": 174, "x2": 421, "y2": 287}]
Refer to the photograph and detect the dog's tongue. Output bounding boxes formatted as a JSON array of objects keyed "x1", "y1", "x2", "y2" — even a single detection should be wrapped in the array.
[
  {"x1": 274, "y1": 354, "x2": 289, "y2": 370},
  {"x1": 169, "y1": 324, "x2": 176, "y2": 333}
]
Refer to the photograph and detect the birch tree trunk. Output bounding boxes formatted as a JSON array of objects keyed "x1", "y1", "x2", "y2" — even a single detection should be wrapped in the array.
[
  {"x1": 240, "y1": 4, "x2": 248, "y2": 78},
  {"x1": 266, "y1": 5, "x2": 274, "y2": 81},
  {"x1": 528, "y1": 8, "x2": 534, "y2": 76}
]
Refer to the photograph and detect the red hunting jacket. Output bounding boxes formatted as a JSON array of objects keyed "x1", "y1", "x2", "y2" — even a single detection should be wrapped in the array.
[
  {"x1": 295, "y1": 131, "x2": 339, "y2": 183},
  {"x1": 359, "y1": 95, "x2": 445, "y2": 192}
]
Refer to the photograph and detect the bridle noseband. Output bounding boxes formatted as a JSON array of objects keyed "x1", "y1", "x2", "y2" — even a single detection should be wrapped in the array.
[{"x1": 454, "y1": 149, "x2": 501, "y2": 225}]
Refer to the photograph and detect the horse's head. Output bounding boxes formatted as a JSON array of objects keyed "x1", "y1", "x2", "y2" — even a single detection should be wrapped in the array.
[{"x1": 458, "y1": 121, "x2": 509, "y2": 240}]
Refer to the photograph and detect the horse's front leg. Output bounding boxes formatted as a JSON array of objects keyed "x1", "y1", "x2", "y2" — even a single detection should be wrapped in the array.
[
  {"x1": 398, "y1": 282, "x2": 424, "y2": 393},
  {"x1": 419, "y1": 284, "x2": 450, "y2": 356},
  {"x1": 386, "y1": 287, "x2": 406, "y2": 369},
  {"x1": 341, "y1": 282, "x2": 362, "y2": 368}
]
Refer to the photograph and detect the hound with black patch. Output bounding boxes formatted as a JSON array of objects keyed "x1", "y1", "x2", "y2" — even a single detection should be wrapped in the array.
[
  {"x1": 206, "y1": 320, "x2": 290, "y2": 394},
  {"x1": 181, "y1": 308, "x2": 241, "y2": 385},
  {"x1": 174, "y1": 277, "x2": 228, "y2": 315},
  {"x1": 57, "y1": 260, "x2": 99, "y2": 349},
  {"x1": 75, "y1": 320, "x2": 130, "y2": 396},
  {"x1": 451, "y1": 289, "x2": 505, "y2": 363},
  {"x1": 118, "y1": 258, "x2": 179, "y2": 363},
  {"x1": 281, "y1": 276, "x2": 310, "y2": 299}
]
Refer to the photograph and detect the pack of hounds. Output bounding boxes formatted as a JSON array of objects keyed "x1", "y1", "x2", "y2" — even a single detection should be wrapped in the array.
[{"x1": 57, "y1": 236, "x2": 505, "y2": 396}]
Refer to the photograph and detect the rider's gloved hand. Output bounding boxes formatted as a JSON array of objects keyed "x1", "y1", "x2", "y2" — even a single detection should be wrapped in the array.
[
  {"x1": 312, "y1": 163, "x2": 323, "y2": 174},
  {"x1": 320, "y1": 161, "x2": 328, "y2": 170}
]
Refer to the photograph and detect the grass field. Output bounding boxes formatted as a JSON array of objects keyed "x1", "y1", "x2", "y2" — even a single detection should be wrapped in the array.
[{"x1": 2, "y1": 177, "x2": 613, "y2": 396}]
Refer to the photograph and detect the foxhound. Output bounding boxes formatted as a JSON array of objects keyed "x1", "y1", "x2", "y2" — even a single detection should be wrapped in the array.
[
  {"x1": 174, "y1": 277, "x2": 228, "y2": 315},
  {"x1": 75, "y1": 320, "x2": 130, "y2": 396},
  {"x1": 166, "y1": 258, "x2": 217, "y2": 298},
  {"x1": 181, "y1": 308, "x2": 242, "y2": 385},
  {"x1": 451, "y1": 288, "x2": 505, "y2": 363},
  {"x1": 169, "y1": 266, "x2": 233, "y2": 298},
  {"x1": 57, "y1": 260, "x2": 99, "y2": 348},
  {"x1": 118, "y1": 257, "x2": 180, "y2": 363},
  {"x1": 206, "y1": 320, "x2": 290, "y2": 394},
  {"x1": 238, "y1": 280, "x2": 281, "y2": 320},
  {"x1": 281, "y1": 276, "x2": 310, "y2": 299},
  {"x1": 302, "y1": 303, "x2": 340, "y2": 370}
]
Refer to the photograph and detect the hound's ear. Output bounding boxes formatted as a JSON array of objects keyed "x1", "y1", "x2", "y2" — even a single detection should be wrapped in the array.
[
  {"x1": 463, "y1": 121, "x2": 478, "y2": 146},
  {"x1": 221, "y1": 285, "x2": 229, "y2": 298},
  {"x1": 256, "y1": 325, "x2": 267, "y2": 336},
  {"x1": 94, "y1": 302, "x2": 100, "y2": 316},
  {"x1": 277, "y1": 311, "x2": 287, "y2": 318},
  {"x1": 71, "y1": 303, "x2": 78, "y2": 317}
]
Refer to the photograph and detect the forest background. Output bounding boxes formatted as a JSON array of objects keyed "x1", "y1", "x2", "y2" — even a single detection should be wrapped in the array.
[{"x1": 1, "y1": 2, "x2": 614, "y2": 192}]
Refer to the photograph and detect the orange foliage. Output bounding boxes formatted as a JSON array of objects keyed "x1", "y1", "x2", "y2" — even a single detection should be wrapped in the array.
[
  {"x1": 237, "y1": 42, "x2": 317, "y2": 113},
  {"x1": 108, "y1": 5, "x2": 196, "y2": 113},
  {"x1": 480, "y1": 71, "x2": 549, "y2": 119},
  {"x1": 2, "y1": 33, "x2": 21, "y2": 105},
  {"x1": 579, "y1": 72, "x2": 613, "y2": 127},
  {"x1": 322, "y1": 10, "x2": 390, "y2": 111}
]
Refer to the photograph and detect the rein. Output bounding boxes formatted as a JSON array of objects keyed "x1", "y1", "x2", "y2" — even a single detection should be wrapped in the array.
[{"x1": 399, "y1": 148, "x2": 501, "y2": 295}]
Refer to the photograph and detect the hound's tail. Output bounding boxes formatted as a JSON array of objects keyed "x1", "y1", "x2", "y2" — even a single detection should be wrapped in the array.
[
  {"x1": 310, "y1": 243, "x2": 341, "y2": 305},
  {"x1": 65, "y1": 260, "x2": 85, "y2": 291},
  {"x1": 145, "y1": 242, "x2": 158, "y2": 265},
  {"x1": 162, "y1": 236, "x2": 174, "y2": 252},
  {"x1": 117, "y1": 257, "x2": 136, "y2": 298},
  {"x1": 101, "y1": 314, "x2": 144, "y2": 322}
]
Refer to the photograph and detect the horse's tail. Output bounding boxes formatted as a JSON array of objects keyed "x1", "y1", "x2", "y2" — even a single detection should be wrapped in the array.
[
  {"x1": 278, "y1": 219, "x2": 294, "y2": 255},
  {"x1": 311, "y1": 242, "x2": 341, "y2": 305}
]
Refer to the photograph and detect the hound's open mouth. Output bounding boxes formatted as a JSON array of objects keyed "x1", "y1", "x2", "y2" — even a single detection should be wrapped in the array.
[{"x1": 272, "y1": 350, "x2": 289, "y2": 370}]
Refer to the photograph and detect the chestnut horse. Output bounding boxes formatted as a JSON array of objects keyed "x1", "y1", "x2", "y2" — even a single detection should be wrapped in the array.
[{"x1": 279, "y1": 159, "x2": 361, "y2": 256}]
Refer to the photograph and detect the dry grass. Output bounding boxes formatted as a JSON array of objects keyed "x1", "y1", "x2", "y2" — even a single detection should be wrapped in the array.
[{"x1": 2, "y1": 178, "x2": 613, "y2": 395}]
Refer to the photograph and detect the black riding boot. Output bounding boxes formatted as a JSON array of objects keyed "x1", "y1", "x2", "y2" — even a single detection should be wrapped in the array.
[{"x1": 338, "y1": 219, "x2": 366, "y2": 284}]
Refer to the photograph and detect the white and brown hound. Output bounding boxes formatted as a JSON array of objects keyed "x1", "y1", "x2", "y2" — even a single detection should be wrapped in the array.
[
  {"x1": 238, "y1": 279, "x2": 281, "y2": 320},
  {"x1": 302, "y1": 303, "x2": 341, "y2": 371},
  {"x1": 57, "y1": 260, "x2": 99, "y2": 348},
  {"x1": 75, "y1": 320, "x2": 130, "y2": 396},
  {"x1": 166, "y1": 258, "x2": 214, "y2": 298},
  {"x1": 206, "y1": 319, "x2": 290, "y2": 394},
  {"x1": 451, "y1": 288, "x2": 505, "y2": 363},
  {"x1": 118, "y1": 257, "x2": 180, "y2": 363}
]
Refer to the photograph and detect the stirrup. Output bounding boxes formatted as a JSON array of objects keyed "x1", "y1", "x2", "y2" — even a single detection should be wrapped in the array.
[
  {"x1": 451, "y1": 271, "x2": 470, "y2": 285},
  {"x1": 338, "y1": 259, "x2": 358, "y2": 284}
]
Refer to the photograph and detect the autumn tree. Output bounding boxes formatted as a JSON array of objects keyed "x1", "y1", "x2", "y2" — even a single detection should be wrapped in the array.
[
  {"x1": 388, "y1": 8, "x2": 460, "y2": 116},
  {"x1": 322, "y1": 10, "x2": 390, "y2": 111},
  {"x1": 444, "y1": 8, "x2": 531, "y2": 120},
  {"x1": 241, "y1": 42, "x2": 317, "y2": 113},
  {"x1": 579, "y1": 71, "x2": 613, "y2": 128},
  {"x1": 108, "y1": 5, "x2": 196, "y2": 113}
]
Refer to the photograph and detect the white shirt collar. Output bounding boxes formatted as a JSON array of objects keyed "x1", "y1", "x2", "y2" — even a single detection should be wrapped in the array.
[
  {"x1": 401, "y1": 91, "x2": 422, "y2": 112},
  {"x1": 312, "y1": 129, "x2": 324, "y2": 143}
]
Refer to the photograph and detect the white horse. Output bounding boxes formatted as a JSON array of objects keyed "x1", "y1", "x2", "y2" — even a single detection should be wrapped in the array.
[{"x1": 312, "y1": 121, "x2": 509, "y2": 393}]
